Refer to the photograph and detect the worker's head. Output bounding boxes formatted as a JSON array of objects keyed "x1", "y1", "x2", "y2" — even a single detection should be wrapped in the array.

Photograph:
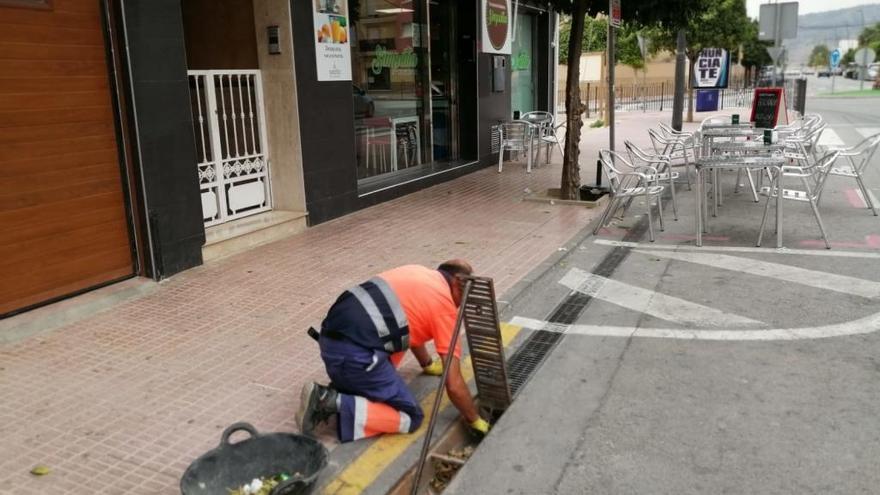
[{"x1": 437, "y1": 259, "x2": 473, "y2": 306}]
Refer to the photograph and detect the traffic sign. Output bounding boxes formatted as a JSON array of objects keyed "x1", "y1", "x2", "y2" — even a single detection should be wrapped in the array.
[
  {"x1": 758, "y1": 2, "x2": 799, "y2": 41},
  {"x1": 830, "y1": 49, "x2": 841, "y2": 68},
  {"x1": 610, "y1": 0, "x2": 621, "y2": 28},
  {"x1": 854, "y1": 47, "x2": 876, "y2": 67},
  {"x1": 766, "y1": 47, "x2": 784, "y2": 63}
]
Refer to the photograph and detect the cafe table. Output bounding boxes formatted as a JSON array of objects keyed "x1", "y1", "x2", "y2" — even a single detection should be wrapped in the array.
[
  {"x1": 694, "y1": 155, "x2": 787, "y2": 248},
  {"x1": 709, "y1": 140, "x2": 787, "y2": 202}
]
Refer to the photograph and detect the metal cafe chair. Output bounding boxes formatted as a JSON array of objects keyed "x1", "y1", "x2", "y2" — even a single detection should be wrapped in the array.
[
  {"x1": 363, "y1": 117, "x2": 393, "y2": 174},
  {"x1": 521, "y1": 111, "x2": 564, "y2": 164},
  {"x1": 648, "y1": 127, "x2": 694, "y2": 189},
  {"x1": 658, "y1": 122, "x2": 695, "y2": 140},
  {"x1": 497, "y1": 121, "x2": 533, "y2": 173},
  {"x1": 593, "y1": 149, "x2": 666, "y2": 242},
  {"x1": 822, "y1": 132, "x2": 880, "y2": 216},
  {"x1": 395, "y1": 121, "x2": 419, "y2": 168},
  {"x1": 624, "y1": 140, "x2": 679, "y2": 221},
  {"x1": 757, "y1": 150, "x2": 841, "y2": 249}
]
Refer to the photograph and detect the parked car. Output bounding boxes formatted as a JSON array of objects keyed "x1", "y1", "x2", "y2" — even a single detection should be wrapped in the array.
[
  {"x1": 802, "y1": 67, "x2": 815, "y2": 76},
  {"x1": 831, "y1": 66, "x2": 844, "y2": 76},
  {"x1": 844, "y1": 63, "x2": 859, "y2": 79},
  {"x1": 866, "y1": 63, "x2": 879, "y2": 81},
  {"x1": 817, "y1": 67, "x2": 831, "y2": 77}
]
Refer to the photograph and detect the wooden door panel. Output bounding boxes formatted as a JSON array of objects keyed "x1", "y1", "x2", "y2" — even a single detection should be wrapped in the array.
[{"x1": 0, "y1": 0, "x2": 135, "y2": 316}]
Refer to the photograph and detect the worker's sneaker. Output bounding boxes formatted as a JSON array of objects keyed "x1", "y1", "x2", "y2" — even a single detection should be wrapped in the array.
[{"x1": 296, "y1": 382, "x2": 338, "y2": 435}]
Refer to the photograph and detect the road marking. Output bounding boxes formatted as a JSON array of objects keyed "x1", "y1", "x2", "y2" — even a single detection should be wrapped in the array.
[
  {"x1": 634, "y1": 249, "x2": 880, "y2": 299},
  {"x1": 799, "y1": 234, "x2": 880, "y2": 249},
  {"x1": 819, "y1": 128, "x2": 845, "y2": 147},
  {"x1": 854, "y1": 188, "x2": 880, "y2": 211},
  {"x1": 321, "y1": 323, "x2": 523, "y2": 494},
  {"x1": 847, "y1": 188, "x2": 867, "y2": 208},
  {"x1": 856, "y1": 127, "x2": 880, "y2": 139},
  {"x1": 593, "y1": 239, "x2": 880, "y2": 259},
  {"x1": 559, "y1": 268, "x2": 764, "y2": 328},
  {"x1": 510, "y1": 310, "x2": 880, "y2": 341},
  {"x1": 869, "y1": 190, "x2": 880, "y2": 210}
]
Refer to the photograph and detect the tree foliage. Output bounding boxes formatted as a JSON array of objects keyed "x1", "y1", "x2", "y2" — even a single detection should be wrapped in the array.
[
  {"x1": 558, "y1": 16, "x2": 657, "y2": 70},
  {"x1": 808, "y1": 44, "x2": 830, "y2": 68},
  {"x1": 740, "y1": 20, "x2": 772, "y2": 75},
  {"x1": 858, "y1": 22, "x2": 880, "y2": 62}
]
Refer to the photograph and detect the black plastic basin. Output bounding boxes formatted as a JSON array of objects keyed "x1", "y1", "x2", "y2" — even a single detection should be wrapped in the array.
[{"x1": 180, "y1": 422, "x2": 328, "y2": 495}]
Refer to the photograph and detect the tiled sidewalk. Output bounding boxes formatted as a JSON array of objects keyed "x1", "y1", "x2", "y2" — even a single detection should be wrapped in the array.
[{"x1": 0, "y1": 145, "x2": 606, "y2": 493}]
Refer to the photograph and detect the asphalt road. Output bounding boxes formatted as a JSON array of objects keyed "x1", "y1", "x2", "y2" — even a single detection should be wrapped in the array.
[{"x1": 447, "y1": 98, "x2": 880, "y2": 494}]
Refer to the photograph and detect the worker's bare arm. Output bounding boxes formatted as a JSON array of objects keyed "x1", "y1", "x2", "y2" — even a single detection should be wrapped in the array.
[
  {"x1": 440, "y1": 355, "x2": 479, "y2": 423},
  {"x1": 410, "y1": 345, "x2": 433, "y2": 367}
]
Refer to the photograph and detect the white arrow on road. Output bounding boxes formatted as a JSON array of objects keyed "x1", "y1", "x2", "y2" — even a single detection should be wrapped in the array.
[
  {"x1": 559, "y1": 267, "x2": 765, "y2": 328},
  {"x1": 633, "y1": 249, "x2": 880, "y2": 299}
]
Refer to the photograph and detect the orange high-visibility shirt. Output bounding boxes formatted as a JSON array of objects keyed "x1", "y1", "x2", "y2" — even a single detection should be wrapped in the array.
[{"x1": 379, "y1": 265, "x2": 461, "y2": 367}]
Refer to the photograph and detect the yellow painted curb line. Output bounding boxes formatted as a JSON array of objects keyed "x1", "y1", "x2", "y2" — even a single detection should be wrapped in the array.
[{"x1": 322, "y1": 323, "x2": 524, "y2": 494}]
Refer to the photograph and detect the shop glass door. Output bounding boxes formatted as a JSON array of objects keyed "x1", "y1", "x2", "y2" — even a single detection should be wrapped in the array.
[{"x1": 511, "y1": 13, "x2": 536, "y2": 118}]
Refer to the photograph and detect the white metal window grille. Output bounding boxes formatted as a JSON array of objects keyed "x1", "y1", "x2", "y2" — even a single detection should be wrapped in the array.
[{"x1": 188, "y1": 70, "x2": 271, "y2": 226}]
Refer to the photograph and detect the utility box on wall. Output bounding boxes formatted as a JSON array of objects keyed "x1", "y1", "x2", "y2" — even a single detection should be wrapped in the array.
[{"x1": 492, "y1": 55, "x2": 507, "y2": 92}]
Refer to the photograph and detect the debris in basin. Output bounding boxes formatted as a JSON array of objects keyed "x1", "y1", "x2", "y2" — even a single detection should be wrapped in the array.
[
  {"x1": 227, "y1": 472, "x2": 296, "y2": 495},
  {"x1": 428, "y1": 446, "x2": 475, "y2": 492}
]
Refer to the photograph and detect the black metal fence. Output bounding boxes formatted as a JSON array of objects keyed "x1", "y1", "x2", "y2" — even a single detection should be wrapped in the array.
[{"x1": 576, "y1": 81, "x2": 760, "y2": 118}]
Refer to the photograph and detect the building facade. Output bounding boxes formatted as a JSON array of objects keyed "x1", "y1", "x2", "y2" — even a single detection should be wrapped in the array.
[{"x1": 0, "y1": 0, "x2": 557, "y2": 317}]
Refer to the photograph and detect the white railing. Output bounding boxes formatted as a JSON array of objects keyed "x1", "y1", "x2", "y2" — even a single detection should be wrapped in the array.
[{"x1": 188, "y1": 70, "x2": 271, "y2": 227}]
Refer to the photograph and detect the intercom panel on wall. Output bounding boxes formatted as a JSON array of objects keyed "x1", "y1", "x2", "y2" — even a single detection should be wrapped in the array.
[{"x1": 492, "y1": 55, "x2": 507, "y2": 92}]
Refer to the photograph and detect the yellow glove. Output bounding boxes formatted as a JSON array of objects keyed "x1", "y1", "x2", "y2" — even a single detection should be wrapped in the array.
[
  {"x1": 422, "y1": 358, "x2": 443, "y2": 376},
  {"x1": 469, "y1": 417, "x2": 491, "y2": 438}
]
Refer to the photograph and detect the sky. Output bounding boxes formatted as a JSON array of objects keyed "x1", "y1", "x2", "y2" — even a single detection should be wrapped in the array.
[{"x1": 745, "y1": 0, "x2": 880, "y2": 19}]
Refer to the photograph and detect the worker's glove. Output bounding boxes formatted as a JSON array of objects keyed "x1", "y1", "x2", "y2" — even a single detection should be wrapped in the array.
[
  {"x1": 422, "y1": 358, "x2": 443, "y2": 376},
  {"x1": 468, "y1": 417, "x2": 491, "y2": 439}
]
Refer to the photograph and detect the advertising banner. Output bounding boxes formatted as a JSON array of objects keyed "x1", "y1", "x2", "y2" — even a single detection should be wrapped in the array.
[
  {"x1": 482, "y1": 0, "x2": 512, "y2": 54},
  {"x1": 313, "y1": 0, "x2": 352, "y2": 81},
  {"x1": 693, "y1": 48, "x2": 730, "y2": 89}
]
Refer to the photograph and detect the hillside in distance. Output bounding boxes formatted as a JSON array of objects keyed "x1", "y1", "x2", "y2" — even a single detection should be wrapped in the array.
[{"x1": 785, "y1": 3, "x2": 880, "y2": 66}]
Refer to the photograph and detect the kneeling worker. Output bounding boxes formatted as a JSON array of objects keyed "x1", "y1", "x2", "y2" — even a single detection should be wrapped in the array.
[{"x1": 296, "y1": 259, "x2": 490, "y2": 442}]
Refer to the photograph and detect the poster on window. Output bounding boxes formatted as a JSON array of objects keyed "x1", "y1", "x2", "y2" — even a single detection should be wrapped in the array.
[
  {"x1": 693, "y1": 48, "x2": 730, "y2": 89},
  {"x1": 313, "y1": 0, "x2": 352, "y2": 81},
  {"x1": 481, "y1": 0, "x2": 512, "y2": 54}
]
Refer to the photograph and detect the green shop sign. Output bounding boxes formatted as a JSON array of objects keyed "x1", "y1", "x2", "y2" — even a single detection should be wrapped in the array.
[
  {"x1": 371, "y1": 46, "x2": 418, "y2": 75},
  {"x1": 487, "y1": 9, "x2": 508, "y2": 26},
  {"x1": 512, "y1": 51, "x2": 531, "y2": 71}
]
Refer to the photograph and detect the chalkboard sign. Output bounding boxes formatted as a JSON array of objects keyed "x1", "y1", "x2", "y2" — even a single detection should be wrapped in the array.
[{"x1": 750, "y1": 88, "x2": 784, "y2": 129}]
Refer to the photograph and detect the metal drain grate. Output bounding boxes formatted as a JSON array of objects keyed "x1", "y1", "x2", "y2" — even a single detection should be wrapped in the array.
[
  {"x1": 462, "y1": 276, "x2": 512, "y2": 413},
  {"x1": 506, "y1": 222, "x2": 650, "y2": 396},
  {"x1": 507, "y1": 329, "x2": 564, "y2": 395}
]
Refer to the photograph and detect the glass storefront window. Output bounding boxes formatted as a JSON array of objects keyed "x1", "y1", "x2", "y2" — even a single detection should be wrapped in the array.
[{"x1": 349, "y1": 0, "x2": 430, "y2": 181}]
